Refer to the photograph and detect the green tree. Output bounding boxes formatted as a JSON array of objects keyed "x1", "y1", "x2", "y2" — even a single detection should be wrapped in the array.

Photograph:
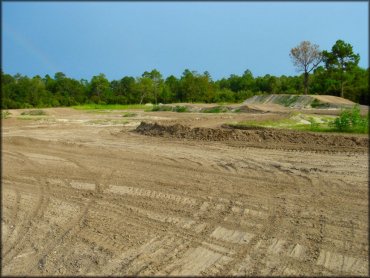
[
  {"x1": 89, "y1": 74, "x2": 111, "y2": 103},
  {"x1": 137, "y1": 76, "x2": 153, "y2": 104},
  {"x1": 322, "y1": 40, "x2": 360, "y2": 98},
  {"x1": 164, "y1": 75, "x2": 180, "y2": 102},
  {"x1": 142, "y1": 69, "x2": 163, "y2": 105}
]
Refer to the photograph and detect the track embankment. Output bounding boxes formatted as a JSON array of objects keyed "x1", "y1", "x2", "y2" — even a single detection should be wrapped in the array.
[{"x1": 135, "y1": 122, "x2": 368, "y2": 152}]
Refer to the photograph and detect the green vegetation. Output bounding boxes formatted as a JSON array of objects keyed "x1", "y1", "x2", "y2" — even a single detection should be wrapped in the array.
[
  {"x1": 151, "y1": 105, "x2": 189, "y2": 112},
  {"x1": 173, "y1": 105, "x2": 189, "y2": 112},
  {"x1": 151, "y1": 105, "x2": 173, "y2": 112},
  {"x1": 17, "y1": 116, "x2": 50, "y2": 121},
  {"x1": 323, "y1": 40, "x2": 360, "y2": 98},
  {"x1": 1, "y1": 40, "x2": 368, "y2": 109},
  {"x1": 202, "y1": 106, "x2": 229, "y2": 113},
  {"x1": 72, "y1": 104, "x2": 149, "y2": 110},
  {"x1": 122, "y1": 112, "x2": 137, "y2": 117},
  {"x1": 2, "y1": 110, "x2": 11, "y2": 119},
  {"x1": 330, "y1": 105, "x2": 368, "y2": 133},
  {"x1": 228, "y1": 109, "x2": 368, "y2": 134},
  {"x1": 20, "y1": 109, "x2": 46, "y2": 116},
  {"x1": 310, "y1": 98, "x2": 330, "y2": 108}
]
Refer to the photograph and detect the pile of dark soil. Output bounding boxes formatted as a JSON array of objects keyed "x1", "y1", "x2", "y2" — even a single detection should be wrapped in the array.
[{"x1": 135, "y1": 122, "x2": 368, "y2": 152}]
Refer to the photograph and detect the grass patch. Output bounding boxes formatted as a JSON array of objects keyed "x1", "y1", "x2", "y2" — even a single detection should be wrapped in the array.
[
  {"x1": 73, "y1": 104, "x2": 149, "y2": 110},
  {"x1": 122, "y1": 112, "x2": 137, "y2": 117},
  {"x1": 227, "y1": 112, "x2": 368, "y2": 134},
  {"x1": 310, "y1": 98, "x2": 330, "y2": 108},
  {"x1": 17, "y1": 115, "x2": 48, "y2": 121},
  {"x1": 173, "y1": 105, "x2": 189, "y2": 112},
  {"x1": 151, "y1": 105, "x2": 173, "y2": 112},
  {"x1": 2, "y1": 110, "x2": 11, "y2": 119},
  {"x1": 21, "y1": 109, "x2": 46, "y2": 116},
  {"x1": 202, "y1": 106, "x2": 229, "y2": 113},
  {"x1": 151, "y1": 105, "x2": 189, "y2": 112}
]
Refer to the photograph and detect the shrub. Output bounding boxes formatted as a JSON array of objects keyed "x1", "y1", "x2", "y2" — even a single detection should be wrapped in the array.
[
  {"x1": 330, "y1": 105, "x2": 368, "y2": 133},
  {"x1": 173, "y1": 105, "x2": 188, "y2": 112}
]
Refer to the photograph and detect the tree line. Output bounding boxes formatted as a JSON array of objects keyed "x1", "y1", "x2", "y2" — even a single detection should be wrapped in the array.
[{"x1": 2, "y1": 39, "x2": 368, "y2": 109}]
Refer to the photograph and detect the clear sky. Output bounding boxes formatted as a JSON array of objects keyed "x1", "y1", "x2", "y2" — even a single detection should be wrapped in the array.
[{"x1": 2, "y1": 1, "x2": 368, "y2": 81}]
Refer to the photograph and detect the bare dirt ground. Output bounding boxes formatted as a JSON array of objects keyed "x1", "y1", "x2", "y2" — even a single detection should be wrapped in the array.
[{"x1": 2, "y1": 106, "x2": 369, "y2": 276}]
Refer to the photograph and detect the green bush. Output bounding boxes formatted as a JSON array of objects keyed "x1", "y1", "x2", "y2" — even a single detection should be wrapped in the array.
[
  {"x1": 173, "y1": 105, "x2": 188, "y2": 112},
  {"x1": 330, "y1": 105, "x2": 368, "y2": 133}
]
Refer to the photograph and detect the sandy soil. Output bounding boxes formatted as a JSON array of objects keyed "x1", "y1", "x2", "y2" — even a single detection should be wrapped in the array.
[{"x1": 2, "y1": 107, "x2": 369, "y2": 276}]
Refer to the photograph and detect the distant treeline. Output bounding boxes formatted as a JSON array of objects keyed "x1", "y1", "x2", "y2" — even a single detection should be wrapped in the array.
[{"x1": 1, "y1": 66, "x2": 368, "y2": 109}]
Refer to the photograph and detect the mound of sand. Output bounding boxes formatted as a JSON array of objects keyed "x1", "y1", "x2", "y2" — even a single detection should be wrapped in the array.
[
  {"x1": 243, "y1": 94, "x2": 356, "y2": 109},
  {"x1": 135, "y1": 122, "x2": 367, "y2": 152}
]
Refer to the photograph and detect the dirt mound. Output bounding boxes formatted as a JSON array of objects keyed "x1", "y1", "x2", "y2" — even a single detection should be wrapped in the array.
[
  {"x1": 244, "y1": 94, "x2": 356, "y2": 109},
  {"x1": 136, "y1": 122, "x2": 368, "y2": 152}
]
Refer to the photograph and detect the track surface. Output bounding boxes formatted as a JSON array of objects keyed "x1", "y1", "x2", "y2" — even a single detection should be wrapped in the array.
[{"x1": 2, "y1": 108, "x2": 369, "y2": 276}]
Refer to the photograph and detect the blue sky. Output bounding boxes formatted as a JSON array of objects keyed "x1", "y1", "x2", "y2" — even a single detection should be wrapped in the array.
[{"x1": 2, "y1": 2, "x2": 368, "y2": 81}]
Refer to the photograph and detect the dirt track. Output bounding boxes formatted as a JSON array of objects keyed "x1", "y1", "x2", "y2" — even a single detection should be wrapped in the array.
[{"x1": 2, "y1": 108, "x2": 369, "y2": 276}]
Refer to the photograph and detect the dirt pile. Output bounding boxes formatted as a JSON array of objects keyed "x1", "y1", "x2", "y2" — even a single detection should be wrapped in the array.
[
  {"x1": 244, "y1": 94, "x2": 356, "y2": 109},
  {"x1": 136, "y1": 121, "x2": 368, "y2": 152}
]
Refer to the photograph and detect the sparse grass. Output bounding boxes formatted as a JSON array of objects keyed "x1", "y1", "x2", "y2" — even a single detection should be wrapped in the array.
[
  {"x1": 173, "y1": 105, "x2": 189, "y2": 112},
  {"x1": 122, "y1": 112, "x2": 137, "y2": 117},
  {"x1": 86, "y1": 119, "x2": 129, "y2": 125},
  {"x1": 310, "y1": 98, "x2": 330, "y2": 108},
  {"x1": 21, "y1": 109, "x2": 46, "y2": 116},
  {"x1": 17, "y1": 115, "x2": 48, "y2": 121},
  {"x1": 151, "y1": 105, "x2": 173, "y2": 112},
  {"x1": 227, "y1": 112, "x2": 368, "y2": 134},
  {"x1": 151, "y1": 105, "x2": 189, "y2": 112},
  {"x1": 202, "y1": 106, "x2": 229, "y2": 113},
  {"x1": 275, "y1": 95, "x2": 300, "y2": 107},
  {"x1": 73, "y1": 104, "x2": 149, "y2": 110},
  {"x1": 2, "y1": 110, "x2": 11, "y2": 119}
]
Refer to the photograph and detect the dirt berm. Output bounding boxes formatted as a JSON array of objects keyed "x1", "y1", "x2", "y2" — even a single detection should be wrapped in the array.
[{"x1": 136, "y1": 121, "x2": 368, "y2": 152}]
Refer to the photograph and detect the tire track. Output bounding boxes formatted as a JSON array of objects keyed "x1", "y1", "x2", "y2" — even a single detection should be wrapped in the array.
[
  {"x1": 26, "y1": 198, "x2": 93, "y2": 273},
  {"x1": 1, "y1": 189, "x2": 21, "y2": 248},
  {"x1": 2, "y1": 179, "x2": 50, "y2": 266}
]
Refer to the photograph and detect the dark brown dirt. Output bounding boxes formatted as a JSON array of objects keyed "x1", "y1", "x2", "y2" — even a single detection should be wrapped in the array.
[{"x1": 135, "y1": 122, "x2": 368, "y2": 152}]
